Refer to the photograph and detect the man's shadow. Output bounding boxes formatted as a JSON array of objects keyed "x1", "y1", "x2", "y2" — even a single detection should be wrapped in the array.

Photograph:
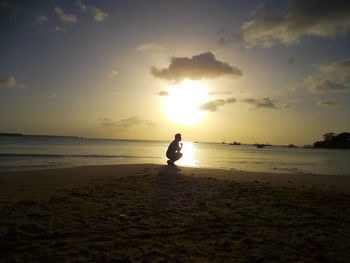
[
  {"x1": 157, "y1": 164, "x2": 181, "y2": 177},
  {"x1": 147, "y1": 165, "x2": 184, "y2": 212}
]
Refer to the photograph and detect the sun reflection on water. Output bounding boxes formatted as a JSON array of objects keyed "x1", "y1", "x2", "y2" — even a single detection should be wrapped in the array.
[{"x1": 178, "y1": 141, "x2": 197, "y2": 167}]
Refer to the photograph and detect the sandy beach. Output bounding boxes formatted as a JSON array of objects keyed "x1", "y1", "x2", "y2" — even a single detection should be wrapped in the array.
[{"x1": 1, "y1": 164, "x2": 350, "y2": 262}]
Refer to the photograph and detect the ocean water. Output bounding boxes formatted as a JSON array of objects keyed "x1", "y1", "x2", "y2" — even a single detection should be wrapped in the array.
[{"x1": 0, "y1": 135, "x2": 349, "y2": 175}]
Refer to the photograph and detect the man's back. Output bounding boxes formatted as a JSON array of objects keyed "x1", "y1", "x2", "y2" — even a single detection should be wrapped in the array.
[{"x1": 167, "y1": 140, "x2": 179, "y2": 155}]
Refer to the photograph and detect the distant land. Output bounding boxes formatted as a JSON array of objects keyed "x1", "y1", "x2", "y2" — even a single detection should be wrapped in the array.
[
  {"x1": 0, "y1": 133, "x2": 79, "y2": 139},
  {"x1": 313, "y1": 132, "x2": 350, "y2": 150},
  {"x1": 0, "y1": 133, "x2": 23, "y2": 136},
  {"x1": 1, "y1": 132, "x2": 350, "y2": 149}
]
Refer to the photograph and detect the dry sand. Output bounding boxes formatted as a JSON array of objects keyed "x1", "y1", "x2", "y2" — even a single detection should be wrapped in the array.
[{"x1": 1, "y1": 164, "x2": 350, "y2": 262}]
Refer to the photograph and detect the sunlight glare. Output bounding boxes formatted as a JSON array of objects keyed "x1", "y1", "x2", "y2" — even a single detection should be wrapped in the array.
[
  {"x1": 163, "y1": 80, "x2": 210, "y2": 125},
  {"x1": 178, "y1": 141, "x2": 197, "y2": 167}
]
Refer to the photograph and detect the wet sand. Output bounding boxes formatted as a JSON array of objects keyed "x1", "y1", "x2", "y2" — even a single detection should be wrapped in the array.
[{"x1": 1, "y1": 164, "x2": 350, "y2": 262}]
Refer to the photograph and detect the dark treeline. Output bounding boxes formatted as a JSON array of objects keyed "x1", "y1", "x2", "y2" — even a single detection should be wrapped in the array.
[
  {"x1": 0, "y1": 133, "x2": 23, "y2": 136},
  {"x1": 313, "y1": 132, "x2": 350, "y2": 149},
  {"x1": 0, "y1": 133, "x2": 79, "y2": 139}
]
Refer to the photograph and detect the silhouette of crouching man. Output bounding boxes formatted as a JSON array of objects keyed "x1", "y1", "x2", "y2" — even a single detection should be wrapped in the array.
[{"x1": 166, "y1": 133, "x2": 183, "y2": 166}]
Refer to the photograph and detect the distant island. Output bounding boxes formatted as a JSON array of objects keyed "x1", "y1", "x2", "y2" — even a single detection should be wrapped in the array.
[
  {"x1": 313, "y1": 132, "x2": 350, "y2": 150},
  {"x1": 0, "y1": 133, "x2": 23, "y2": 136},
  {"x1": 0, "y1": 133, "x2": 79, "y2": 139}
]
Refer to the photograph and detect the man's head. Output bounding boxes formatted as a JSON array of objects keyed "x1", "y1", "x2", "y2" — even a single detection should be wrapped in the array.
[{"x1": 175, "y1": 133, "x2": 181, "y2": 141}]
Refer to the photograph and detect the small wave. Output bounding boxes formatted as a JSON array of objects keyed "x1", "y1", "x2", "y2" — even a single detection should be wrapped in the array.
[
  {"x1": 0, "y1": 163, "x2": 66, "y2": 172},
  {"x1": 0, "y1": 163, "x2": 62, "y2": 169},
  {"x1": 0, "y1": 153, "x2": 159, "y2": 159},
  {"x1": 272, "y1": 166, "x2": 308, "y2": 174}
]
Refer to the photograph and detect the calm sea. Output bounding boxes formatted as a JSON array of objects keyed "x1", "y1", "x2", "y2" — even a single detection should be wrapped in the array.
[{"x1": 0, "y1": 136, "x2": 349, "y2": 175}]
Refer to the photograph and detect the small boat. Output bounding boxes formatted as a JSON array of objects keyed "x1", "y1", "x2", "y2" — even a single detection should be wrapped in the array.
[
  {"x1": 283, "y1": 144, "x2": 298, "y2": 148},
  {"x1": 254, "y1": 144, "x2": 264, "y2": 148},
  {"x1": 303, "y1": 144, "x2": 313, "y2": 148},
  {"x1": 229, "y1": 141, "x2": 241, "y2": 145}
]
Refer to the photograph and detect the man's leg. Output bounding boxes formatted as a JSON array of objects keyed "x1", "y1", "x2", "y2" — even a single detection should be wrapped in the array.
[
  {"x1": 171, "y1": 152, "x2": 183, "y2": 165},
  {"x1": 176, "y1": 152, "x2": 183, "y2": 161},
  {"x1": 167, "y1": 152, "x2": 183, "y2": 165}
]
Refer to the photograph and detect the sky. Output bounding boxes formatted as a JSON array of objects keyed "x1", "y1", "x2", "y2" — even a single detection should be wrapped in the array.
[{"x1": 1, "y1": 0, "x2": 350, "y2": 145}]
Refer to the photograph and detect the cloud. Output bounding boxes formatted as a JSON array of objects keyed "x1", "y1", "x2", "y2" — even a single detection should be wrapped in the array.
[
  {"x1": 137, "y1": 44, "x2": 165, "y2": 59},
  {"x1": 32, "y1": 14, "x2": 67, "y2": 34},
  {"x1": 158, "y1": 91, "x2": 170, "y2": 96},
  {"x1": 55, "y1": 6, "x2": 78, "y2": 23},
  {"x1": 286, "y1": 84, "x2": 299, "y2": 92},
  {"x1": 290, "y1": 98, "x2": 302, "y2": 103},
  {"x1": 33, "y1": 15, "x2": 67, "y2": 34},
  {"x1": 242, "y1": 0, "x2": 350, "y2": 47},
  {"x1": 241, "y1": 97, "x2": 277, "y2": 109},
  {"x1": 208, "y1": 91, "x2": 232, "y2": 96},
  {"x1": 52, "y1": 26, "x2": 66, "y2": 33},
  {"x1": 76, "y1": 0, "x2": 109, "y2": 22},
  {"x1": 282, "y1": 104, "x2": 292, "y2": 109},
  {"x1": 0, "y1": 76, "x2": 26, "y2": 89},
  {"x1": 34, "y1": 14, "x2": 48, "y2": 24},
  {"x1": 108, "y1": 70, "x2": 118, "y2": 77},
  {"x1": 15, "y1": 83, "x2": 26, "y2": 89},
  {"x1": 43, "y1": 93, "x2": 57, "y2": 99},
  {"x1": 117, "y1": 117, "x2": 157, "y2": 130},
  {"x1": 198, "y1": 97, "x2": 236, "y2": 112},
  {"x1": 319, "y1": 58, "x2": 350, "y2": 81},
  {"x1": 99, "y1": 118, "x2": 115, "y2": 127},
  {"x1": 99, "y1": 116, "x2": 158, "y2": 130},
  {"x1": 151, "y1": 52, "x2": 242, "y2": 81},
  {"x1": 90, "y1": 7, "x2": 109, "y2": 22},
  {"x1": 250, "y1": 2, "x2": 279, "y2": 17},
  {"x1": 137, "y1": 43, "x2": 164, "y2": 52},
  {"x1": 76, "y1": 0, "x2": 88, "y2": 12},
  {"x1": 290, "y1": 58, "x2": 350, "y2": 93},
  {"x1": 309, "y1": 79, "x2": 348, "y2": 93},
  {"x1": 0, "y1": 76, "x2": 17, "y2": 87},
  {"x1": 217, "y1": 27, "x2": 242, "y2": 46},
  {"x1": 317, "y1": 99, "x2": 339, "y2": 107},
  {"x1": 225, "y1": 97, "x2": 236, "y2": 103},
  {"x1": 301, "y1": 58, "x2": 350, "y2": 93}
]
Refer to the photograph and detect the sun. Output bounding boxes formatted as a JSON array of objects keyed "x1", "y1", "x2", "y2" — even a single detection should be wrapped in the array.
[{"x1": 163, "y1": 80, "x2": 210, "y2": 125}]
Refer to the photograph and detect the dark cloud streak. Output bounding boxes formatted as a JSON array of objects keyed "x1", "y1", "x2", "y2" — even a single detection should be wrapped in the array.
[
  {"x1": 295, "y1": 57, "x2": 350, "y2": 94},
  {"x1": 158, "y1": 91, "x2": 169, "y2": 97},
  {"x1": 198, "y1": 97, "x2": 236, "y2": 112},
  {"x1": 217, "y1": 27, "x2": 242, "y2": 46},
  {"x1": 151, "y1": 52, "x2": 242, "y2": 81},
  {"x1": 209, "y1": 91, "x2": 232, "y2": 96},
  {"x1": 309, "y1": 80, "x2": 348, "y2": 93},
  {"x1": 0, "y1": 75, "x2": 26, "y2": 89},
  {"x1": 242, "y1": 97, "x2": 277, "y2": 109},
  {"x1": 317, "y1": 100, "x2": 339, "y2": 107},
  {"x1": 54, "y1": 6, "x2": 78, "y2": 23},
  {"x1": 99, "y1": 116, "x2": 158, "y2": 130},
  {"x1": 76, "y1": 0, "x2": 109, "y2": 22}
]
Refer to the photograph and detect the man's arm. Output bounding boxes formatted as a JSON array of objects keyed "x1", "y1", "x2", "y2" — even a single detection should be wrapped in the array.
[{"x1": 178, "y1": 142, "x2": 183, "y2": 152}]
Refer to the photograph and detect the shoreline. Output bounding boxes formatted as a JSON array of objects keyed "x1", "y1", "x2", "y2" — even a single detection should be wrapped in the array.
[
  {"x1": 1, "y1": 164, "x2": 350, "y2": 262},
  {"x1": 1, "y1": 163, "x2": 350, "y2": 194},
  {"x1": 1, "y1": 161, "x2": 350, "y2": 176}
]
